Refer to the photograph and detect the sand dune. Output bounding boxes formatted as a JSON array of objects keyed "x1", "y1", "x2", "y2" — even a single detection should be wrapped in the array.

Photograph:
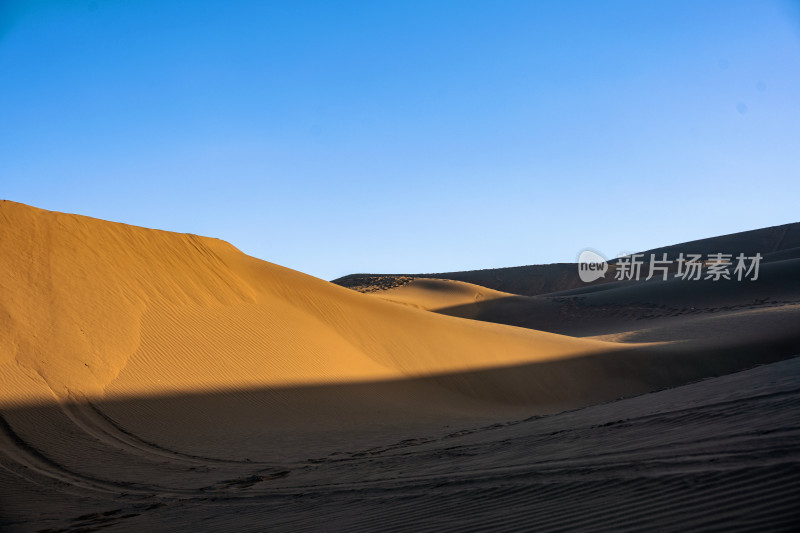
[
  {"x1": 372, "y1": 278, "x2": 514, "y2": 317},
  {"x1": 334, "y1": 221, "x2": 800, "y2": 296},
  {"x1": 3, "y1": 350, "x2": 798, "y2": 531},
  {"x1": 371, "y1": 264, "x2": 800, "y2": 343},
  {"x1": 3, "y1": 200, "x2": 793, "y2": 410},
  {"x1": 1, "y1": 200, "x2": 798, "y2": 531},
  {"x1": 0, "y1": 200, "x2": 629, "y2": 406}
]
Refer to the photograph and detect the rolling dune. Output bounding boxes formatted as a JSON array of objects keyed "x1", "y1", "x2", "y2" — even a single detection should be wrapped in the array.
[
  {"x1": 1, "y1": 200, "x2": 650, "y2": 408},
  {"x1": 1, "y1": 200, "x2": 798, "y2": 531},
  {"x1": 334, "y1": 221, "x2": 800, "y2": 296},
  {"x1": 371, "y1": 269, "x2": 800, "y2": 341}
]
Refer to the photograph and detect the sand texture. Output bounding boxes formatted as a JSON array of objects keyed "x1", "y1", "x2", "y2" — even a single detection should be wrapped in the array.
[{"x1": 1, "y1": 200, "x2": 798, "y2": 531}]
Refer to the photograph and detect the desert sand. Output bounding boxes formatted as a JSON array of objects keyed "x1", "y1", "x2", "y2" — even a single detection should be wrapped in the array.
[{"x1": 1, "y1": 200, "x2": 798, "y2": 531}]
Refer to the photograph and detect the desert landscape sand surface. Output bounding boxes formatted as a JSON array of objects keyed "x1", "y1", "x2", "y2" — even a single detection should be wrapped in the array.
[{"x1": 1, "y1": 200, "x2": 798, "y2": 531}]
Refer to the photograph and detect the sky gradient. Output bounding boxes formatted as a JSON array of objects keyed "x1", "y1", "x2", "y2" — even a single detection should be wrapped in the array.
[{"x1": 2, "y1": 0, "x2": 799, "y2": 280}]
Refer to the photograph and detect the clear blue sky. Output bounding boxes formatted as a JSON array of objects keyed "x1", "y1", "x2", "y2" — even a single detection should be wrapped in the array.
[{"x1": 2, "y1": 1, "x2": 799, "y2": 280}]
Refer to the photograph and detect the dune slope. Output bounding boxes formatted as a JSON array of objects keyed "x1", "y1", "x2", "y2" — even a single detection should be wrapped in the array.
[
  {"x1": 3, "y1": 200, "x2": 793, "y2": 411},
  {"x1": 1, "y1": 200, "x2": 652, "y2": 409},
  {"x1": 1, "y1": 200, "x2": 798, "y2": 531},
  {"x1": 334, "y1": 221, "x2": 800, "y2": 296}
]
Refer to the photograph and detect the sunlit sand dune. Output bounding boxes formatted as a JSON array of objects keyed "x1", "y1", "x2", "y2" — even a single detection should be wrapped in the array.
[
  {"x1": 3, "y1": 200, "x2": 793, "y2": 410},
  {"x1": 1, "y1": 200, "x2": 798, "y2": 531},
  {"x1": 372, "y1": 278, "x2": 514, "y2": 317},
  {"x1": 1, "y1": 200, "x2": 644, "y2": 408}
]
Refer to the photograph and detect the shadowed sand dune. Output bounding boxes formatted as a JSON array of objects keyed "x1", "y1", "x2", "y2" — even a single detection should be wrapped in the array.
[
  {"x1": 2, "y1": 355, "x2": 798, "y2": 531},
  {"x1": 333, "y1": 221, "x2": 800, "y2": 296},
  {"x1": 1, "y1": 200, "x2": 798, "y2": 531},
  {"x1": 369, "y1": 262, "x2": 800, "y2": 339}
]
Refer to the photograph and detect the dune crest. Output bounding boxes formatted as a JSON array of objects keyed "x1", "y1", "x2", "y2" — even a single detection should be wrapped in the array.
[
  {"x1": 1, "y1": 201, "x2": 642, "y2": 407},
  {"x1": 3, "y1": 200, "x2": 797, "y2": 417},
  {"x1": 373, "y1": 278, "x2": 513, "y2": 316},
  {"x1": 0, "y1": 201, "x2": 254, "y2": 401}
]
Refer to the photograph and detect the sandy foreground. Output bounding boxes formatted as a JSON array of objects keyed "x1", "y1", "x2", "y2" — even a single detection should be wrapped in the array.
[{"x1": 1, "y1": 200, "x2": 798, "y2": 531}]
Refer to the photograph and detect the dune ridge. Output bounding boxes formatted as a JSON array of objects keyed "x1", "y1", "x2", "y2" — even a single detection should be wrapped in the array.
[
  {"x1": 334, "y1": 221, "x2": 800, "y2": 296},
  {"x1": 3, "y1": 199, "x2": 797, "y2": 412},
  {"x1": 0, "y1": 200, "x2": 648, "y2": 409}
]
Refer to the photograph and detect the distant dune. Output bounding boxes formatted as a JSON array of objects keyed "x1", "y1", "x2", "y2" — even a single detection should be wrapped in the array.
[
  {"x1": 333, "y1": 221, "x2": 800, "y2": 296},
  {"x1": 1, "y1": 200, "x2": 798, "y2": 531},
  {"x1": 337, "y1": 222, "x2": 800, "y2": 357}
]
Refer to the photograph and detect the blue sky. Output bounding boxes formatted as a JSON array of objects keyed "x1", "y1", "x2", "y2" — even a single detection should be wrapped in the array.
[{"x1": 2, "y1": 0, "x2": 799, "y2": 280}]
